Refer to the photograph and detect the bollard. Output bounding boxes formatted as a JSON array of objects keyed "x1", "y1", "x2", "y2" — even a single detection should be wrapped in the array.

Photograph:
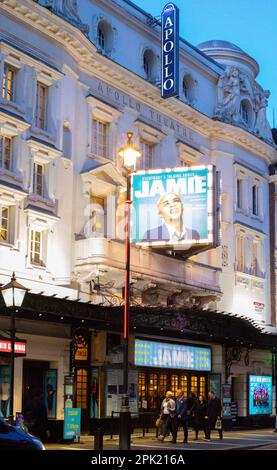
[{"x1": 94, "y1": 426, "x2": 104, "y2": 450}]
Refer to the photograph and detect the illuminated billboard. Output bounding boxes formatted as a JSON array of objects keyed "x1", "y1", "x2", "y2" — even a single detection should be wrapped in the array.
[
  {"x1": 131, "y1": 165, "x2": 217, "y2": 249},
  {"x1": 249, "y1": 375, "x2": 272, "y2": 415},
  {"x1": 134, "y1": 339, "x2": 211, "y2": 371}
]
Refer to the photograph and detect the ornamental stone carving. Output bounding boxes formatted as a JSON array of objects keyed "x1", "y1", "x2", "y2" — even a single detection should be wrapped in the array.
[
  {"x1": 214, "y1": 66, "x2": 273, "y2": 144},
  {"x1": 37, "y1": 0, "x2": 89, "y2": 36}
]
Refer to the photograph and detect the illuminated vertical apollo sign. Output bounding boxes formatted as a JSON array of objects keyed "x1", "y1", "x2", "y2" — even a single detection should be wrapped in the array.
[{"x1": 161, "y1": 3, "x2": 179, "y2": 98}]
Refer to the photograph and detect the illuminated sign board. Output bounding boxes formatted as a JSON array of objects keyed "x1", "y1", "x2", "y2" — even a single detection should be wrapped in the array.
[
  {"x1": 0, "y1": 340, "x2": 26, "y2": 355},
  {"x1": 131, "y1": 165, "x2": 216, "y2": 249},
  {"x1": 161, "y1": 3, "x2": 179, "y2": 98},
  {"x1": 134, "y1": 339, "x2": 211, "y2": 371},
  {"x1": 249, "y1": 375, "x2": 272, "y2": 415}
]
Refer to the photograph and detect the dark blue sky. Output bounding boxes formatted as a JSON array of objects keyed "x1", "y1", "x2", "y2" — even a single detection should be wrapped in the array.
[{"x1": 132, "y1": 0, "x2": 277, "y2": 127}]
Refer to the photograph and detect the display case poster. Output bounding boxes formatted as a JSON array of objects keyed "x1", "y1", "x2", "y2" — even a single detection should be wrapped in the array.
[
  {"x1": 0, "y1": 365, "x2": 10, "y2": 418},
  {"x1": 90, "y1": 368, "x2": 99, "y2": 418},
  {"x1": 44, "y1": 369, "x2": 57, "y2": 419},
  {"x1": 63, "y1": 407, "x2": 81, "y2": 440},
  {"x1": 106, "y1": 369, "x2": 138, "y2": 416},
  {"x1": 249, "y1": 375, "x2": 272, "y2": 415},
  {"x1": 222, "y1": 383, "x2": 232, "y2": 417},
  {"x1": 209, "y1": 374, "x2": 221, "y2": 399}
]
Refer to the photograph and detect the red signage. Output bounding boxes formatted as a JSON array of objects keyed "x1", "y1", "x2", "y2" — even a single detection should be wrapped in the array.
[{"x1": 0, "y1": 340, "x2": 26, "y2": 354}]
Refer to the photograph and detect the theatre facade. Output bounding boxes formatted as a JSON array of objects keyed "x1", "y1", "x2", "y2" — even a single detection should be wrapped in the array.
[{"x1": 0, "y1": 0, "x2": 276, "y2": 435}]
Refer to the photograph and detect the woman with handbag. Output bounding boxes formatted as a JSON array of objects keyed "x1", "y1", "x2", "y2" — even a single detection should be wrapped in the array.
[{"x1": 158, "y1": 390, "x2": 177, "y2": 443}]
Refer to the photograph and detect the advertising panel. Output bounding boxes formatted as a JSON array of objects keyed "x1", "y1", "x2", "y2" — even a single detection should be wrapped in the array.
[
  {"x1": 63, "y1": 408, "x2": 81, "y2": 441},
  {"x1": 134, "y1": 339, "x2": 211, "y2": 371},
  {"x1": 161, "y1": 3, "x2": 179, "y2": 99},
  {"x1": 0, "y1": 365, "x2": 10, "y2": 418},
  {"x1": 249, "y1": 375, "x2": 272, "y2": 415},
  {"x1": 209, "y1": 374, "x2": 221, "y2": 399},
  {"x1": 131, "y1": 166, "x2": 216, "y2": 249},
  {"x1": 106, "y1": 369, "x2": 138, "y2": 417},
  {"x1": 44, "y1": 369, "x2": 57, "y2": 419}
]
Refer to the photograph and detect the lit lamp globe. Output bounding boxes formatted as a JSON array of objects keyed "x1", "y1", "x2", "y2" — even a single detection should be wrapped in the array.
[
  {"x1": 1, "y1": 273, "x2": 28, "y2": 308},
  {"x1": 118, "y1": 132, "x2": 141, "y2": 169}
]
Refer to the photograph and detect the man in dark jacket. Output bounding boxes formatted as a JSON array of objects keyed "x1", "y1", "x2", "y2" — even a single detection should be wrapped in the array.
[
  {"x1": 204, "y1": 390, "x2": 223, "y2": 440},
  {"x1": 175, "y1": 389, "x2": 189, "y2": 443}
]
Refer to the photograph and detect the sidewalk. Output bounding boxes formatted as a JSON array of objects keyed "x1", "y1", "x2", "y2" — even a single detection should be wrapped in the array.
[{"x1": 45, "y1": 428, "x2": 277, "y2": 451}]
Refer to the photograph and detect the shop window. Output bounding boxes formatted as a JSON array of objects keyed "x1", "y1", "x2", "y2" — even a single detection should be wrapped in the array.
[
  {"x1": 190, "y1": 376, "x2": 198, "y2": 396},
  {"x1": 171, "y1": 374, "x2": 179, "y2": 398},
  {"x1": 180, "y1": 375, "x2": 188, "y2": 398},
  {"x1": 76, "y1": 368, "x2": 88, "y2": 409},
  {"x1": 199, "y1": 376, "x2": 206, "y2": 398},
  {"x1": 148, "y1": 373, "x2": 158, "y2": 409},
  {"x1": 158, "y1": 374, "x2": 168, "y2": 402},
  {"x1": 138, "y1": 373, "x2": 147, "y2": 409}
]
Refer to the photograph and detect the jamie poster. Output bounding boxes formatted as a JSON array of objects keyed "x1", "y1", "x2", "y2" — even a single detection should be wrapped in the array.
[
  {"x1": 90, "y1": 368, "x2": 99, "y2": 418},
  {"x1": 249, "y1": 375, "x2": 272, "y2": 415},
  {"x1": 131, "y1": 166, "x2": 215, "y2": 248},
  {"x1": 44, "y1": 369, "x2": 57, "y2": 419}
]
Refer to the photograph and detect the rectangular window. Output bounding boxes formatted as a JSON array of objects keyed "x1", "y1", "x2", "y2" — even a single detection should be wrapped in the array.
[
  {"x1": 140, "y1": 141, "x2": 154, "y2": 170},
  {"x1": 33, "y1": 162, "x2": 44, "y2": 196},
  {"x1": 252, "y1": 185, "x2": 259, "y2": 216},
  {"x1": 0, "y1": 136, "x2": 12, "y2": 171},
  {"x1": 35, "y1": 82, "x2": 47, "y2": 130},
  {"x1": 91, "y1": 195, "x2": 106, "y2": 236},
  {"x1": 236, "y1": 236, "x2": 245, "y2": 272},
  {"x1": 0, "y1": 206, "x2": 9, "y2": 242},
  {"x1": 2, "y1": 64, "x2": 15, "y2": 101},
  {"x1": 237, "y1": 179, "x2": 243, "y2": 209},
  {"x1": 30, "y1": 229, "x2": 42, "y2": 265},
  {"x1": 252, "y1": 241, "x2": 260, "y2": 276},
  {"x1": 92, "y1": 119, "x2": 108, "y2": 158}
]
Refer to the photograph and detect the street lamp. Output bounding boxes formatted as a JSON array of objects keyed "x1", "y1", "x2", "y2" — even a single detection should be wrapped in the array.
[
  {"x1": 118, "y1": 132, "x2": 141, "y2": 450},
  {"x1": 1, "y1": 273, "x2": 28, "y2": 424}
]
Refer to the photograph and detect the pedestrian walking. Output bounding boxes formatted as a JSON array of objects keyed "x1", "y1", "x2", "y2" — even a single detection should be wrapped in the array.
[
  {"x1": 158, "y1": 391, "x2": 177, "y2": 443},
  {"x1": 187, "y1": 392, "x2": 196, "y2": 428},
  {"x1": 204, "y1": 390, "x2": 223, "y2": 441},
  {"x1": 175, "y1": 389, "x2": 189, "y2": 443},
  {"x1": 24, "y1": 388, "x2": 50, "y2": 442},
  {"x1": 194, "y1": 395, "x2": 207, "y2": 440}
]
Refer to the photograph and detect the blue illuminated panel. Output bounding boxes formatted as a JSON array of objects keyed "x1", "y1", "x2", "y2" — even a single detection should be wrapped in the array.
[
  {"x1": 134, "y1": 339, "x2": 211, "y2": 371},
  {"x1": 249, "y1": 375, "x2": 272, "y2": 415}
]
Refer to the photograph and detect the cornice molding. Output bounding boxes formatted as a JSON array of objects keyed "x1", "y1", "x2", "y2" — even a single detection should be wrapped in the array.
[{"x1": 1, "y1": 0, "x2": 276, "y2": 164}]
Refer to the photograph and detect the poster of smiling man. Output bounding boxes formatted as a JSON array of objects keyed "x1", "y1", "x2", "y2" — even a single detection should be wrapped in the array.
[{"x1": 131, "y1": 165, "x2": 217, "y2": 250}]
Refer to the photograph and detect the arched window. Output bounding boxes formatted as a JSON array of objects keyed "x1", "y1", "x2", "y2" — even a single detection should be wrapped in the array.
[
  {"x1": 96, "y1": 21, "x2": 113, "y2": 55},
  {"x1": 182, "y1": 74, "x2": 195, "y2": 104},
  {"x1": 240, "y1": 99, "x2": 252, "y2": 126},
  {"x1": 97, "y1": 25, "x2": 105, "y2": 51},
  {"x1": 143, "y1": 49, "x2": 157, "y2": 83}
]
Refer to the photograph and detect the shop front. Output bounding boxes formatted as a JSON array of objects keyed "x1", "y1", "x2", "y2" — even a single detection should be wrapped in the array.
[{"x1": 134, "y1": 338, "x2": 212, "y2": 420}]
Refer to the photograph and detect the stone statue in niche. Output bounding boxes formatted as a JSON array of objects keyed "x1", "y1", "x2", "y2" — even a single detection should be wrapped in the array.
[
  {"x1": 253, "y1": 89, "x2": 273, "y2": 143},
  {"x1": 215, "y1": 66, "x2": 244, "y2": 124}
]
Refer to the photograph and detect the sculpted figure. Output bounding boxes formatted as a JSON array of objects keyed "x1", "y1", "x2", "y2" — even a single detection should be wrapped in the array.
[
  {"x1": 62, "y1": 0, "x2": 80, "y2": 21},
  {"x1": 215, "y1": 67, "x2": 242, "y2": 123},
  {"x1": 253, "y1": 90, "x2": 273, "y2": 142}
]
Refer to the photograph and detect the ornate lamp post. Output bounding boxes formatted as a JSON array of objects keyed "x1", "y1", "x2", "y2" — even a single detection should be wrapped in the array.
[
  {"x1": 1, "y1": 273, "x2": 28, "y2": 424},
  {"x1": 118, "y1": 132, "x2": 141, "y2": 450}
]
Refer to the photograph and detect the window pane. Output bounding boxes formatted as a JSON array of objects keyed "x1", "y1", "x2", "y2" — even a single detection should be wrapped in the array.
[
  {"x1": 2, "y1": 65, "x2": 15, "y2": 101},
  {"x1": 1, "y1": 207, "x2": 9, "y2": 241}
]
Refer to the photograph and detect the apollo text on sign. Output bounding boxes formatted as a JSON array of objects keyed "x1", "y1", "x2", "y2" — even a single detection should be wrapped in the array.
[{"x1": 161, "y1": 3, "x2": 179, "y2": 98}]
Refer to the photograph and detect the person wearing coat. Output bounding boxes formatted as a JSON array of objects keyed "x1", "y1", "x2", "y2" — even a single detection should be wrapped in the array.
[
  {"x1": 175, "y1": 389, "x2": 189, "y2": 443},
  {"x1": 194, "y1": 395, "x2": 207, "y2": 440},
  {"x1": 204, "y1": 390, "x2": 223, "y2": 440},
  {"x1": 158, "y1": 390, "x2": 177, "y2": 442}
]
